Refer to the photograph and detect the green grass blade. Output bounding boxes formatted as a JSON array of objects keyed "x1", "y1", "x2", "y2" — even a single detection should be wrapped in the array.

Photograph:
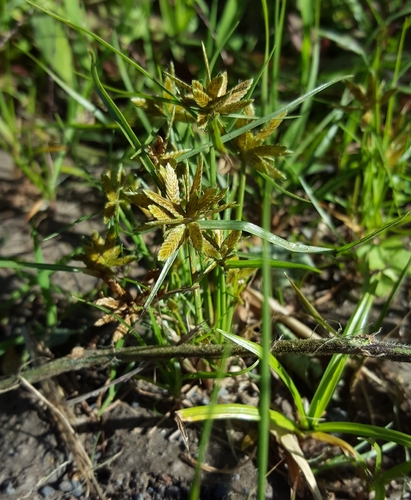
[
  {"x1": 0, "y1": 258, "x2": 87, "y2": 274},
  {"x1": 308, "y1": 280, "x2": 377, "y2": 423},
  {"x1": 219, "y1": 330, "x2": 307, "y2": 426},
  {"x1": 198, "y1": 220, "x2": 333, "y2": 253},
  {"x1": 177, "y1": 403, "x2": 301, "y2": 434},
  {"x1": 140, "y1": 250, "x2": 179, "y2": 318},
  {"x1": 224, "y1": 258, "x2": 321, "y2": 273},
  {"x1": 90, "y1": 51, "x2": 141, "y2": 150},
  {"x1": 19, "y1": 49, "x2": 109, "y2": 124},
  {"x1": 314, "y1": 422, "x2": 411, "y2": 449},
  {"x1": 336, "y1": 213, "x2": 410, "y2": 254}
]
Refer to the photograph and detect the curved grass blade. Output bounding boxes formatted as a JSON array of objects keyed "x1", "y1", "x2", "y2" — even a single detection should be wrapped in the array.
[
  {"x1": 198, "y1": 220, "x2": 333, "y2": 254},
  {"x1": 0, "y1": 258, "x2": 89, "y2": 274},
  {"x1": 314, "y1": 422, "x2": 411, "y2": 449},
  {"x1": 176, "y1": 403, "x2": 301, "y2": 434},
  {"x1": 90, "y1": 51, "x2": 141, "y2": 150},
  {"x1": 308, "y1": 280, "x2": 377, "y2": 423},
  {"x1": 139, "y1": 250, "x2": 179, "y2": 319},
  {"x1": 336, "y1": 213, "x2": 409, "y2": 254},
  {"x1": 219, "y1": 330, "x2": 307, "y2": 426},
  {"x1": 19, "y1": 49, "x2": 109, "y2": 125},
  {"x1": 224, "y1": 258, "x2": 321, "y2": 273},
  {"x1": 26, "y1": 1, "x2": 170, "y2": 94}
]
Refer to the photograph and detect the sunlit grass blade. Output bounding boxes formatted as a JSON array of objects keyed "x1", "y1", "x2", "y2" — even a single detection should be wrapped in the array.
[
  {"x1": 90, "y1": 51, "x2": 140, "y2": 150},
  {"x1": 224, "y1": 258, "x2": 321, "y2": 273},
  {"x1": 336, "y1": 213, "x2": 409, "y2": 255},
  {"x1": 0, "y1": 258, "x2": 88, "y2": 274},
  {"x1": 139, "y1": 250, "x2": 179, "y2": 318},
  {"x1": 308, "y1": 279, "x2": 377, "y2": 423},
  {"x1": 314, "y1": 422, "x2": 411, "y2": 449},
  {"x1": 176, "y1": 403, "x2": 301, "y2": 434},
  {"x1": 219, "y1": 330, "x2": 307, "y2": 426},
  {"x1": 198, "y1": 220, "x2": 333, "y2": 253},
  {"x1": 26, "y1": 1, "x2": 168, "y2": 91}
]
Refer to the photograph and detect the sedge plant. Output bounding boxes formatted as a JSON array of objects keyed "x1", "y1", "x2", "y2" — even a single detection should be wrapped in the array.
[{"x1": 1, "y1": 1, "x2": 410, "y2": 499}]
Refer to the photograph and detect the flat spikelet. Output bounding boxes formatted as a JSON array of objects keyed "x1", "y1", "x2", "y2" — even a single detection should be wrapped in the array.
[
  {"x1": 158, "y1": 225, "x2": 186, "y2": 261},
  {"x1": 164, "y1": 163, "x2": 180, "y2": 204}
]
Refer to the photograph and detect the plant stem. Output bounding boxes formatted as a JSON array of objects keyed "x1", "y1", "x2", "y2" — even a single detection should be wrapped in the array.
[
  {"x1": 257, "y1": 180, "x2": 272, "y2": 499},
  {"x1": 3, "y1": 339, "x2": 411, "y2": 393},
  {"x1": 188, "y1": 244, "x2": 204, "y2": 325},
  {"x1": 235, "y1": 161, "x2": 247, "y2": 221}
]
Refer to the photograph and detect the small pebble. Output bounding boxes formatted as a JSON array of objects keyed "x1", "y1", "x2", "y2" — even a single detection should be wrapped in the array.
[
  {"x1": 59, "y1": 479, "x2": 73, "y2": 492},
  {"x1": 131, "y1": 494, "x2": 145, "y2": 500},
  {"x1": 156, "y1": 484, "x2": 165, "y2": 496},
  {"x1": 1, "y1": 481, "x2": 16, "y2": 494},
  {"x1": 265, "y1": 482, "x2": 274, "y2": 499},
  {"x1": 39, "y1": 485, "x2": 55, "y2": 498},
  {"x1": 71, "y1": 479, "x2": 84, "y2": 498}
]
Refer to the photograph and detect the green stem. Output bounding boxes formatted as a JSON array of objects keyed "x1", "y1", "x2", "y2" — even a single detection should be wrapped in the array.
[
  {"x1": 235, "y1": 161, "x2": 247, "y2": 221},
  {"x1": 209, "y1": 149, "x2": 217, "y2": 189},
  {"x1": 258, "y1": 181, "x2": 272, "y2": 499},
  {"x1": 188, "y1": 244, "x2": 204, "y2": 325}
]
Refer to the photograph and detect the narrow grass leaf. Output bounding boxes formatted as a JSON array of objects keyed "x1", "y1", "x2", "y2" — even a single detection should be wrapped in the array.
[
  {"x1": 219, "y1": 330, "x2": 307, "y2": 426},
  {"x1": 225, "y1": 258, "x2": 321, "y2": 273},
  {"x1": 90, "y1": 51, "x2": 141, "y2": 150},
  {"x1": 0, "y1": 259, "x2": 87, "y2": 274},
  {"x1": 286, "y1": 275, "x2": 338, "y2": 334},
  {"x1": 336, "y1": 213, "x2": 409, "y2": 254},
  {"x1": 140, "y1": 250, "x2": 179, "y2": 317},
  {"x1": 19, "y1": 50, "x2": 109, "y2": 124},
  {"x1": 314, "y1": 422, "x2": 411, "y2": 449},
  {"x1": 308, "y1": 281, "x2": 377, "y2": 423},
  {"x1": 198, "y1": 220, "x2": 332, "y2": 254},
  {"x1": 177, "y1": 404, "x2": 301, "y2": 434}
]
